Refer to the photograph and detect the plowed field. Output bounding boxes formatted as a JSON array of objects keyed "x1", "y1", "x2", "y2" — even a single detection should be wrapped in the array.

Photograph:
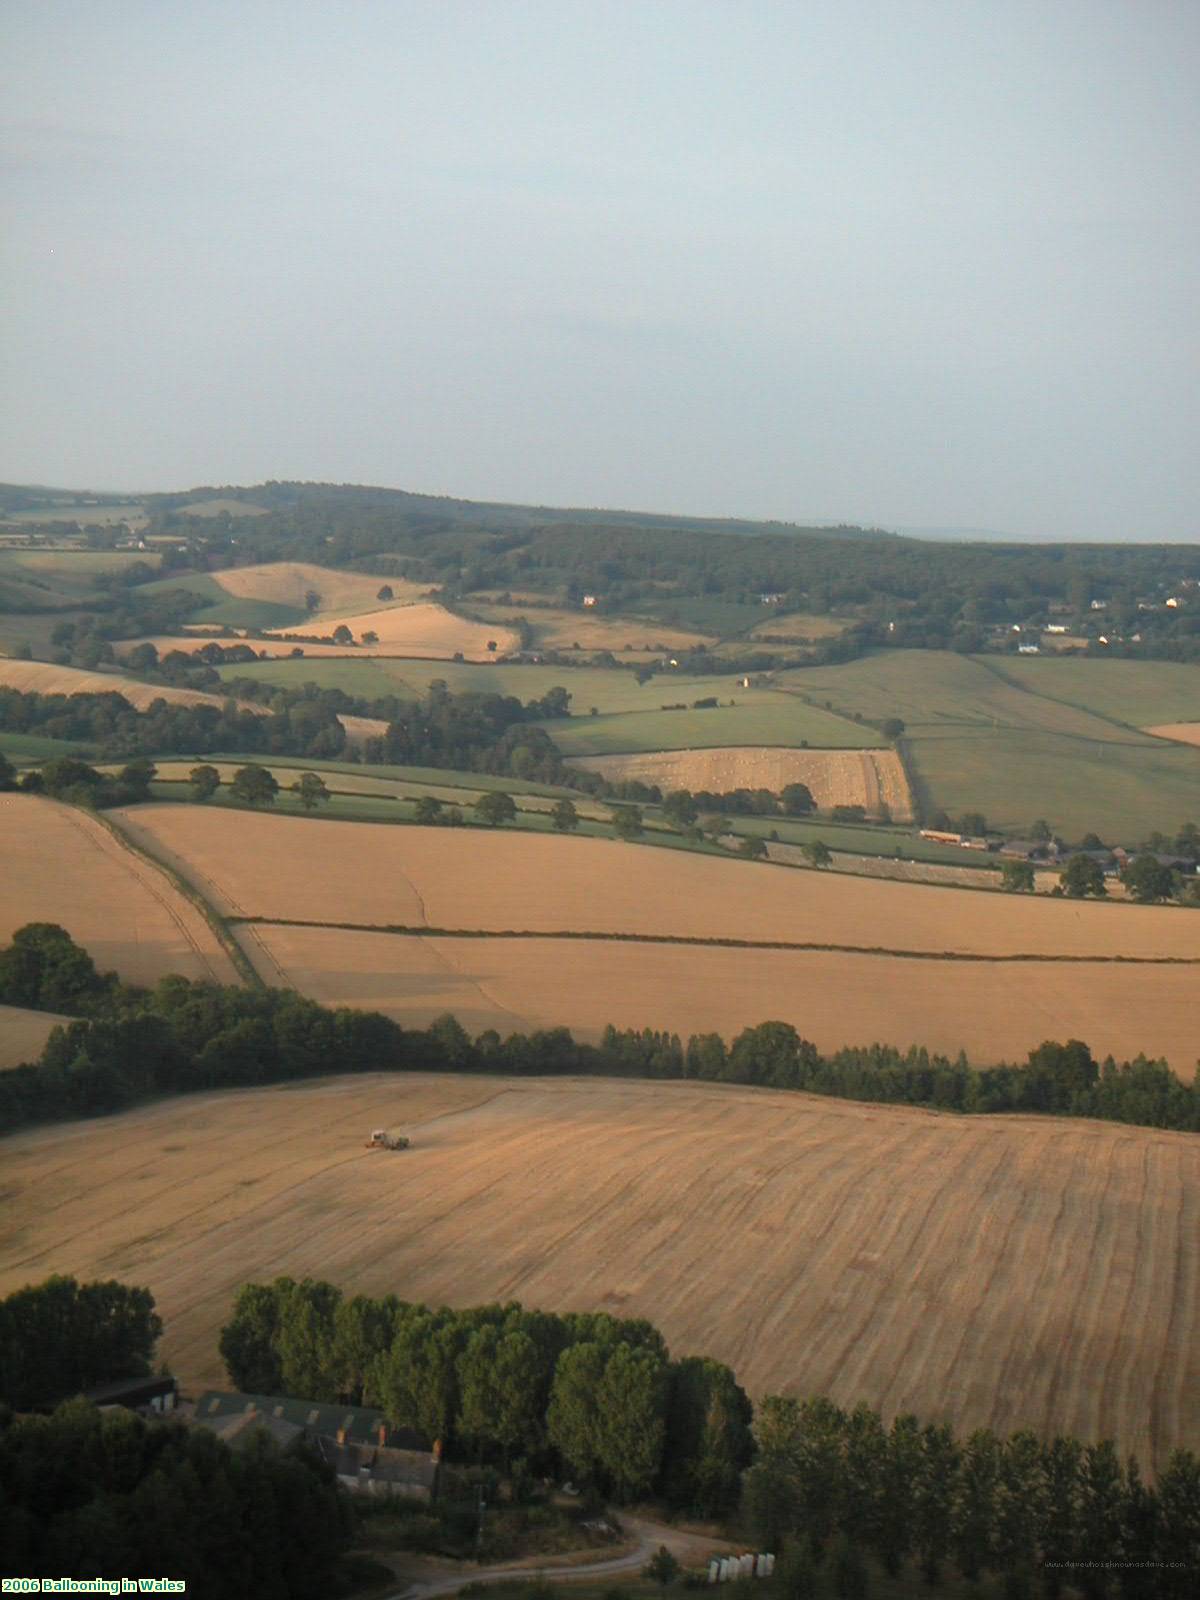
[
  {"x1": 0, "y1": 795, "x2": 239, "y2": 988},
  {"x1": 568, "y1": 746, "x2": 912, "y2": 820},
  {"x1": 2, "y1": 1074, "x2": 1193, "y2": 1473},
  {"x1": 234, "y1": 925, "x2": 1200, "y2": 1072}
]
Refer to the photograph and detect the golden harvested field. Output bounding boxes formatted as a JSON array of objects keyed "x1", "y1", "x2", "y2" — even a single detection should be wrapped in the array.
[
  {"x1": 266, "y1": 601, "x2": 520, "y2": 661},
  {"x1": 568, "y1": 746, "x2": 913, "y2": 821},
  {"x1": 0, "y1": 657, "x2": 379, "y2": 744},
  {"x1": 467, "y1": 601, "x2": 714, "y2": 653},
  {"x1": 112, "y1": 805, "x2": 1199, "y2": 961},
  {"x1": 0, "y1": 1004, "x2": 70, "y2": 1069},
  {"x1": 0, "y1": 658, "x2": 260, "y2": 716},
  {"x1": 204, "y1": 561, "x2": 431, "y2": 615},
  {"x1": 2, "y1": 1074, "x2": 1194, "y2": 1471},
  {"x1": 236, "y1": 926, "x2": 1199, "y2": 1072},
  {"x1": 1148, "y1": 722, "x2": 1200, "y2": 747},
  {"x1": 0, "y1": 795, "x2": 239, "y2": 988}
]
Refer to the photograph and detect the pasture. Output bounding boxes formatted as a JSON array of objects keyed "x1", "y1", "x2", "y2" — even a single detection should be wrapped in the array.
[
  {"x1": 548, "y1": 698, "x2": 876, "y2": 754},
  {"x1": 568, "y1": 746, "x2": 912, "y2": 819},
  {"x1": 1, "y1": 1073, "x2": 1194, "y2": 1475},
  {"x1": 0, "y1": 795, "x2": 239, "y2": 988},
  {"x1": 779, "y1": 651, "x2": 1200, "y2": 837}
]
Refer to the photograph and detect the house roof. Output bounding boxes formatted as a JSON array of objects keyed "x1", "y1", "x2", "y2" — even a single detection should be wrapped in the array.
[
  {"x1": 194, "y1": 1390, "x2": 389, "y2": 1447},
  {"x1": 202, "y1": 1410, "x2": 305, "y2": 1451}
]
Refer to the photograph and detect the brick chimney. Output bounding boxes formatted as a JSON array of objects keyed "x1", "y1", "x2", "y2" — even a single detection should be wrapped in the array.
[
  {"x1": 377, "y1": 1422, "x2": 388, "y2": 1447},
  {"x1": 432, "y1": 1438, "x2": 443, "y2": 1462},
  {"x1": 337, "y1": 1426, "x2": 347, "y2": 1446}
]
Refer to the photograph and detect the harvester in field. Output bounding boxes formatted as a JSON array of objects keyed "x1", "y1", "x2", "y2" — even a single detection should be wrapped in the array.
[{"x1": 365, "y1": 1128, "x2": 410, "y2": 1151}]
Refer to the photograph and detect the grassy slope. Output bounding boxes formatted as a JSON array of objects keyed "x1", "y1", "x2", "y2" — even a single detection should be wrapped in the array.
[
  {"x1": 549, "y1": 698, "x2": 877, "y2": 754},
  {"x1": 139, "y1": 571, "x2": 306, "y2": 629},
  {"x1": 985, "y1": 655, "x2": 1200, "y2": 726},
  {"x1": 779, "y1": 651, "x2": 1200, "y2": 837}
]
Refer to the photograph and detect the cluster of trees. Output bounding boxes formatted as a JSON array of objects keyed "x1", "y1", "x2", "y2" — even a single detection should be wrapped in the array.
[
  {"x1": 0, "y1": 1274, "x2": 162, "y2": 1410},
  {"x1": 3, "y1": 927, "x2": 1196, "y2": 1137},
  {"x1": 1058, "y1": 852, "x2": 1199, "y2": 904},
  {"x1": 0, "y1": 1400, "x2": 351, "y2": 1596},
  {"x1": 661, "y1": 784, "x2": 815, "y2": 827},
  {"x1": 6, "y1": 753, "x2": 157, "y2": 809},
  {"x1": 0, "y1": 684, "x2": 350, "y2": 760},
  {"x1": 221, "y1": 1278, "x2": 753, "y2": 1512},
  {"x1": 744, "y1": 1394, "x2": 1200, "y2": 1598}
]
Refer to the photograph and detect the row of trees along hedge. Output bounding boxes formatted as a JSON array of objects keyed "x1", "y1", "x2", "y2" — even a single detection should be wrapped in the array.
[
  {"x1": 0, "y1": 1274, "x2": 161, "y2": 1411},
  {"x1": 1, "y1": 926, "x2": 1196, "y2": 1136},
  {"x1": 744, "y1": 1395, "x2": 1199, "y2": 1600},
  {"x1": 221, "y1": 1277, "x2": 753, "y2": 1512}
]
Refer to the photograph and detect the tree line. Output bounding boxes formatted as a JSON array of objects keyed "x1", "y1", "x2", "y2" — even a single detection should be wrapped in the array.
[
  {"x1": 1, "y1": 926, "x2": 1195, "y2": 1139},
  {"x1": 0, "y1": 1274, "x2": 162, "y2": 1411},
  {"x1": 744, "y1": 1394, "x2": 1199, "y2": 1599},
  {"x1": 221, "y1": 1278, "x2": 753, "y2": 1513}
]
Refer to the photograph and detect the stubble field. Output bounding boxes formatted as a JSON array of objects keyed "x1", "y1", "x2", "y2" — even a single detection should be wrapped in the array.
[
  {"x1": 234, "y1": 924, "x2": 1200, "y2": 1068},
  {"x1": 265, "y1": 600, "x2": 520, "y2": 660},
  {"x1": 0, "y1": 795, "x2": 239, "y2": 988},
  {"x1": 1, "y1": 1073, "x2": 1194, "y2": 1473},
  {"x1": 567, "y1": 746, "x2": 912, "y2": 820},
  {"x1": 0, "y1": 1004, "x2": 72, "y2": 1069},
  {"x1": 104, "y1": 806, "x2": 1200, "y2": 1070}
]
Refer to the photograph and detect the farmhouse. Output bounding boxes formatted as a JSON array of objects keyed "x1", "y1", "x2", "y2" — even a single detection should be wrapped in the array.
[{"x1": 192, "y1": 1390, "x2": 441, "y2": 1499}]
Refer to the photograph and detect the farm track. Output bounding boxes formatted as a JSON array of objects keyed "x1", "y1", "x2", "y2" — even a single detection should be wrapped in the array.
[{"x1": 2, "y1": 1074, "x2": 1195, "y2": 1474}]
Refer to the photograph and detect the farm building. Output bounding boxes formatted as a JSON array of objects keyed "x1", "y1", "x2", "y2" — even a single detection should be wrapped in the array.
[
  {"x1": 315, "y1": 1435, "x2": 442, "y2": 1501},
  {"x1": 84, "y1": 1374, "x2": 178, "y2": 1415},
  {"x1": 192, "y1": 1390, "x2": 441, "y2": 1498}
]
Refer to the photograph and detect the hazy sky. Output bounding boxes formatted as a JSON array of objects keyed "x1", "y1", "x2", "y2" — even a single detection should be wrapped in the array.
[{"x1": 3, "y1": 1, "x2": 1198, "y2": 539}]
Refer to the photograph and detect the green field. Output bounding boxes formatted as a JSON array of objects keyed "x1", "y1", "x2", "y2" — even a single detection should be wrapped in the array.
[
  {"x1": 0, "y1": 548, "x2": 158, "y2": 611},
  {"x1": 777, "y1": 651, "x2": 1200, "y2": 838},
  {"x1": 983, "y1": 655, "x2": 1200, "y2": 728},
  {"x1": 628, "y1": 594, "x2": 767, "y2": 634},
  {"x1": 0, "y1": 730, "x2": 94, "y2": 761},
  {"x1": 139, "y1": 571, "x2": 306, "y2": 629},
  {"x1": 549, "y1": 697, "x2": 876, "y2": 754}
]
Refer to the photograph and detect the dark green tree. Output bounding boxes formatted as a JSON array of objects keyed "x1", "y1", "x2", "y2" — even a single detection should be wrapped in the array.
[
  {"x1": 803, "y1": 840, "x2": 832, "y2": 867},
  {"x1": 1001, "y1": 859, "x2": 1035, "y2": 892},
  {"x1": 291, "y1": 772, "x2": 330, "y2": 810},
  {"x1": 1121, "y1": 854, "x2": 1175, "y2": 903},
  {"x1": 189, "y1": 764, "x2": 220, "y2": 801},
  {"x1": 612, "y1": 805, "x2": 644, "y2": 841},
  {"x1": 230, "y1": 765, "x2": 279, "y2": 807},
  {"x1": 1060, "y1": 854, "x2": 1107, "y2": 898},
  {"x1": 476, "y1": 790, "x2": 517, "y2": 827},
  {"x1": 414, "y1": 794, "x2": 443, "y2": 825},
  {"x1": 643, "y1": 1547, "x2": 681, "y2": 1589},
  {"x1": 551, "y1": 798, "x2": 579, "y2": 832},
  {"x1": 781, "y1": 783, "x2": 816, "y2": 815}
]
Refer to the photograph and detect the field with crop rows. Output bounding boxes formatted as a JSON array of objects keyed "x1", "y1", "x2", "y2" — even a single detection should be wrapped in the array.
[
  {"x1": 105, "y1": 805, "x2": 1200, "y2": 1071},
  {"x1": 568, "y1": 746, "x2": 912, "y2": 819},
  {"x1": 0, "y1": 795, "x2": 239, "y2": 987},
  {"x1": 2, "y1": 1073, "x2": 1194, "y2": 1474}
]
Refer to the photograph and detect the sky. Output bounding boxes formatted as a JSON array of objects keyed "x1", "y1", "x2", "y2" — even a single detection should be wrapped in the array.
[{"x1": 2, "y1": 1, "x2": 1198, "y2": 541}]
